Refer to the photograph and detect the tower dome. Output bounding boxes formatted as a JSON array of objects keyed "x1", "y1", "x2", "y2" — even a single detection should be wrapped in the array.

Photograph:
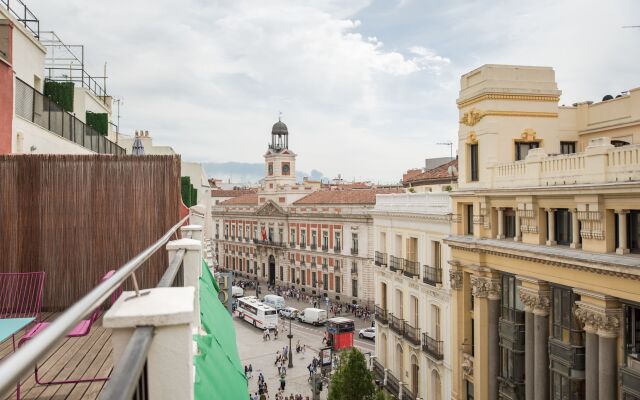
[{"x1": 269, "y1": 118, "x2": 289, "y2": 151}]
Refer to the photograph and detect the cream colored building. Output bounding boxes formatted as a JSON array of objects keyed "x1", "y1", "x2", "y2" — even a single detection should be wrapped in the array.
[
  {"x1": 372, "y1": 192, "x2": 453, "y2": 400},
  {"x1": 446, "y1": 64, "x2": 640, "y2": 400}
]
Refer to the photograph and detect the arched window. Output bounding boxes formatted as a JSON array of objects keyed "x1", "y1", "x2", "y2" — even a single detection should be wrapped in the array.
[
  {"x1": 431, "y1": 369, "x2": 442, "y2": 400},
  {"x1": 410, "y1": 354, "x2": 419, "y2": 395},
  {"x1": 381, "y1": 333, "x2": 388, "y2": 365},
  {"x1": 396, "y1": 344, "x2": 404, "y2": 379}
]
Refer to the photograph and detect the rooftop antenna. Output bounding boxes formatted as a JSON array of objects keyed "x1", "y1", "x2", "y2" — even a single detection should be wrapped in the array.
[
  {"x1": 437, "y1": 141, "x2": 454, "y2": 159},
  {"x1": 278, "y1": 111, "x2": 283, "y2": 122}
]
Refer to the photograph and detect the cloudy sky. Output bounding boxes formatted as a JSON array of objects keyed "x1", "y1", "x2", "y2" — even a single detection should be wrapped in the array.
[{"x1": 29, "y1": 0, "x2": 640, "y2": 182}]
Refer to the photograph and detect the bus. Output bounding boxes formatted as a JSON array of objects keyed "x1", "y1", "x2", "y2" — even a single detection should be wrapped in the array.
[
  {"x1": 326, "y1": 317, "x2": 355, "y2": 350},
  {"x1": 237, "y1": 296, "x2": 278, "y2": 329}
]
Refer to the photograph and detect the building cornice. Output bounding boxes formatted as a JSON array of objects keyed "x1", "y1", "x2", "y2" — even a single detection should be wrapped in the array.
[{"x1": 457, "y1": 92, "x2": 560, "y2": 109}]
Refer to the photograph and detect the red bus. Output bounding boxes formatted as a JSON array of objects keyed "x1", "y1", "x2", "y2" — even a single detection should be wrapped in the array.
[{"x1": 326, "y1": 317, "x2": 354, "y2": 350}]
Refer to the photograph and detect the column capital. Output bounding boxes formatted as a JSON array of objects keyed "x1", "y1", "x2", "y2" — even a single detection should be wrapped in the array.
[
  {"x1": 545, "y1": 208, "x2": 556, "y2": 212},
  {"x1": 574, "y1": 301, "x2": 622, "y2": 338},
  {"x1": 449, "y1": 270, "x2": 463, "y2": 290},
  {"x1": 470, "y1": 275, "x2": 501, "y2": 300},
  {"x1": 615, "y1": 209, "x2": 630, "y2": 215},
  {"x1": 519, "y1": 286, "x2": 550, "y2": 316}
]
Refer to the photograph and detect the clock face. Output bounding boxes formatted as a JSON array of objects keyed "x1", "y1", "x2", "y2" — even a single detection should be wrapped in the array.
[{"x1": 282, "y1": 163, "x2": 290, "y2": 175}]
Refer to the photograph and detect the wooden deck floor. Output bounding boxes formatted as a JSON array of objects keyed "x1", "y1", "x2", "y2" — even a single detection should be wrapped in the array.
[{"x1": 0, "y1": 313, "x2": 113, "y2": 400}]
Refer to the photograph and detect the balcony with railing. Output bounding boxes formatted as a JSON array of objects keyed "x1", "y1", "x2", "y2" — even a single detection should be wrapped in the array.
[
  {"x1": 14, "y1": 78, "x2": 124, "y2": 155},
  {"x1": 423, "y1": 265, "x2": 442, "y2": 286},
  {"x1": 333, "y1": 244, "x2": 341, "y2": 253},
  {"x1": 351, "y1": 266, "x2": 358, "y2": 276},
  {"x1": 621, "y1": 357, "x2": 640, "y2": 399},
  {"x1": 401, "y1": 385, "x2": 416, "y2": 400},
  {"x1": 403, "y1": 260, "x2": 419, "y2": 278},
  {"x1": 310, "y1": 243, "x2": 317, "y2": 250},
  {"x1": 252, "y1": 239, "x2": 287, "y2": 248},
  {"x1": 372, "y1": 358, "x2": 385, "y2": 383},
  {"x1": 374, "y1": 305, "x2": 388, "y2": 324},
  {"x1": 351, "y1": 247, "x2": 359, "y2": 255},
  {"x1": 375, "y1": 251, "x2": 387, "y2": 266},
  {"x1": 403, "y1": 322, "x2": 420, "y2": 346},
  {"x1": 422, "y1": 333, "x2": 444, "y2": 360},
  {"x1": 290, "y1": 241, "x2": 296, "y2": 248},
  {"x1": 389, "y1": 255, "x2": 403, "y2": 272},
  {"x1": 385, "y1": 370, "x2": 400, "y2": 396},
  {"x1": 322, "y1": 244, "x2": 329, "y2": 252},
  {"x1": 390, "y1": 314, "x2": 405, "y2": 335}
]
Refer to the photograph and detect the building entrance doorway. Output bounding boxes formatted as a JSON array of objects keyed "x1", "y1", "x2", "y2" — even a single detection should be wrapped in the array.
[{"x1": 268, "y1": 255, "x2": 276, "y2": 286}]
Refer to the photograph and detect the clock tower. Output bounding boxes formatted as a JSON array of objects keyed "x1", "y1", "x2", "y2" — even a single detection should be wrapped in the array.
[{"x1": 263, "y1": 118, "x2": 297, "y2": 191}]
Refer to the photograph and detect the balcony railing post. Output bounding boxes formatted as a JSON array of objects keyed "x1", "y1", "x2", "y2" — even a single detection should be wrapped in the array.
[
  {"x1": 181, "y1": 224, "x2": 203, "y2": 241},
  {"x1": 166, "y1": 238, "x2": 202, "y2": 328},
  {"x1": 103, "y1": 287, "x2": 196, "y2": 400}
]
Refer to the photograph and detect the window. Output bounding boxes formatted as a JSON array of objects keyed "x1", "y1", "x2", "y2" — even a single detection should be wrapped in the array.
[
  {"x1": 278, "y1": 228, "x2": 283, "y2": 242},
  {"x1": 290, "y1": 228, "x2": 295, "y2": 244},
  {"x1": 504, "y1": 208, "x2": 516, "y2": 239},
  {"x1": 629, "y1": 211, "x2": 640, "y2": 253},
  {"x1": 262, "y1": 263, "x2": 266, "y2": 277},
  {"x1": 554, "y1": 209, "x2": 572, "y2": 246},
  {"x1": 280, "y1": 266, "x2": 283, "y2": 281},
  {"x1": 406, "y1": 237, "x2": 417, "y2": 262},
  {"x1": 301, "y1": 229, "x2": 307, "y2": 247},
  {"x1": 469, "y1": 143, "x2": 479, "y2": 182},
  {"x1": 560, "y1": 141, "x2": 576, "y2": 154},
  {"x1": 268, "y1": 228, "x2": 274, "y2": 242},
  {"x1": 268, "y1": 162, "x2": 273, "y2": 175},
  {"x1": 466, "y1": 204, "x2": 474, "y2": 235},
  {"x1": 500, "y1": 275, "x2": 525, "y2": 389},
  {"x1": 515, "y1": 141, "x2": 539, "y2": 161},
  {"x1": 352, "y1": 279, "x2": 358, "y2": 298},
  {"x1": 323, "y1": 274, "x2": 328, "y2": 290},
  {"x1": 624, "y1": 304, "x2": 640, "y2": 360},
  {"x1": 311, "y1": 231, "x2": 317, "y2": 246},
  {"x1": 335, "y1": 276, "x2": 341, "y2": 293},
  {"x1": 301, "y1": 269, "x2": 306, "y2": 285},
  {"x1": 433, "y1": 241, "x2": 441, "y2": 268},
  {"x1": 253, "y1": 226, "x2": 257, "y2": 240},
  {"x1": 312, "y1": 272, "x2": 317, "y2": 287},
  {"x1": 352, "y1": 233, "x2": 359, "y2": 254},
  {"x1": 334, "y1": 232, "x2": 341, "y2": 249},
  {"x1": 466, "y1": 380, "x2": 474, "y2": 400},
  {"x1": 322, "y1": 232, "x2": 329, "y2": 248},
  {"x1": 282, "y1": 162, "x2": 290, "y2": 175},
  {"x1": 551, "y1": 286, "x2": 583, "y2": 346}
]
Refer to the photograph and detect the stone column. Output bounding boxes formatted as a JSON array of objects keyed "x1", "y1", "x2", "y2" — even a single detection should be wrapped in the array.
[
  {"x1": 523, "y1": 305, "x2": 535, "y2": 400},
  {"x1": 515, "y1": 211, "x2": 522, "y2": 242},
  {"x1": 519, "y1": 283, "x2": 550, "y2": 400},
  {"x1": 470, "y1": 274, "x2": 501, "y2": 400},
  {"x1": 575, "y1": 296, "x2": 622, "y2": 400},
  {"x1": 617, "y1": 210, "x2": 629, "y2": 254},
  {"x1": 546, "y1": 209, "x2": 556, "y2": 246},
  {"x1": 570, "y1": 210, "x2": 581, "y2": 249},
  {"x1": 497, "y1": 208, "x2": 505, "y2": 239}
]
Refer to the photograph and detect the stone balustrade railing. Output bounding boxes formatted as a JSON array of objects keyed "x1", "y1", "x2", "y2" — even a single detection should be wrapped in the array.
[
  {"x1": 374, "y1": 192, "x2": 452, "y2": 214},
  {"x1": 490, "y1": 137, "x2": 640, "y2": 188}
]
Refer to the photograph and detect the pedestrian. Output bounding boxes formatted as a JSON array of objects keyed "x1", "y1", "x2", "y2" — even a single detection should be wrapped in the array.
[
  {"x1": 248, "y1": 364, "x2": 253, "y2": 379},
  {"x1": 244, "y1": 365, "x2": 249, "y2": 379},
  {"x1": 279, "y1": 373, "x2": 286, "y2": 391}
]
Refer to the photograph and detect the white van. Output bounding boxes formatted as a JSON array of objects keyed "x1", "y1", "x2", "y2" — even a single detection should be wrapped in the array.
[
  {"x1": 263, "y1": 294, "x2": 285, "y2": 310},
  {"x1": 298, "y1": 308, "x2": 328, "y2": 326},
  {"x1": 232, "y1": 286, "x2": 244, "y2": 298}
]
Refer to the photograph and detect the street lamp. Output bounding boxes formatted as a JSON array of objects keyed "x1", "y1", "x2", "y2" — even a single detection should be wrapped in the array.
[{"x1": 287, "y1": 317, "x2": 294, "y2": 368}]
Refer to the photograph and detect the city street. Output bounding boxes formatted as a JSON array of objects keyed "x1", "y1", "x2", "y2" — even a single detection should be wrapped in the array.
[{"x1": 235, "y1": 288, "x2": 375, "y2": 399}]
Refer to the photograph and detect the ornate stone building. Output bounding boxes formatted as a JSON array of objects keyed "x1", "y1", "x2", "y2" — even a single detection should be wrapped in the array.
[
  {"x1": 371, "y1": 192, "x2": 453, "y2": 400},
  {"x1": 211, "y1": 120, "x2": 401, "y2": 304},
  {"x1": 446, "y1": 64, "x2": 640, "y2": 400}
]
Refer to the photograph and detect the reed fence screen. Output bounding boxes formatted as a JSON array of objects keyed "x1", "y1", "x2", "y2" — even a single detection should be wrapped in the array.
[{"x1": 0, "y1": 154, "x2": 182, "y2": 310}]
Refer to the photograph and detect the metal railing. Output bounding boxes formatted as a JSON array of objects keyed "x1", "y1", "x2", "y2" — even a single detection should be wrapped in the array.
[
  {"x1": 322, "y1": 244, "x2": 329, "y2": 252},
  {"x1": 403, "y1": 322, "x2": 421, "y2": 345},
  {"x1": 14, "y1": 78, "x2": 124, "y2": 155},
  {"x1": 422, "y1": 333, "x2": 444, "y2": 360},
  {"x1": 386, "y1": 370, "x2": 399, "y2": 395},
  {"x1": 390, "y1": 314, "x2": 405, "y2": 335},
  {"x1": 1, "y1": 0, "x2": 39, "y2": 38},
  {"x1": 423, "y1": 265, "x2": 442, "y2": 286},
  {"x1": 333, "y1": 245, "x2": 341, "y2": 253},
  {"x1": 351, "y1": 247, "x2": 359, "y2": 255},
  {"x1": 375, "y1": 305, "x2": 388, "y2": 324},
  {"x1": 374, "y1": 251, "x2": 387, "y2": 266},
  {"x1": 0, "y1": 215, "x2": 189, "y2": 398},
  {"x1": 252, "y1": 239, "x2": 286, "y2": 248},
  {"x1": 310, "y1": 243, "x2": 317, "y2": 250},
  {"x1": 403, "y1": 260, "x2": 419, "y2": 278},
  {"x1": 389, "y1": 255, "x2": 403, "y2": 272}
]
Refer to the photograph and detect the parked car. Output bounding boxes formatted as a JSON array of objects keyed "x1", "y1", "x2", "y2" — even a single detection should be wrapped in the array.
[
  {"x1": 358, "y1": 327, "x2": 376, "y2": 340},
  {"x1": 298, "y1": 308, "x2": 327, "y2": 326},
  {"x1": 279, "y1": 307, "x2": 299, "y2": 319},
  {"x1": 232, "y1": 286, "x2": 244, "y2": 298}
]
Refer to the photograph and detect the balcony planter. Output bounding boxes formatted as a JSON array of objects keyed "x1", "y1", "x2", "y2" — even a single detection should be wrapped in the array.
[{"x1": 44, "y1": 80, "x2": 74, "y2": 112}]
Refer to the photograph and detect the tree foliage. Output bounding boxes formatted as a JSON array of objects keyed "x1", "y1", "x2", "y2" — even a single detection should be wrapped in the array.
[{"x1": 328, "y1": 348, "x2": 376, "y2": 400}]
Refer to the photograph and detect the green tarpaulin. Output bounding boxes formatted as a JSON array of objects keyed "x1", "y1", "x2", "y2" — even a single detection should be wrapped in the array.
[{"x1": 194, "y1": 261, "x2": 248, "y2": 399}]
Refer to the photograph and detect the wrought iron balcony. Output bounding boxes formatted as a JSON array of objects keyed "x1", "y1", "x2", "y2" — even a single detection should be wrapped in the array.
[
  {"x1": 351, "y1": 247, "x2": 359, "y2": 255},
  {"x1": 372, "y1": 359, "x2": 385, "y2": 383},
  {"x1": 310, "y1": 243, "x2": 317, "y2": 250},
  {"x1": 224, "y1": 235, "x2": 229, "y2": 240},
  {"x1": 322, "y1": 263, "x2": 328, "y2": 271},
  {"x1": 290, "y1": 241, "x2": 296, "y2": 248},
  {"x1": 423, "y1": 265, "x2": 442, "y2": 286},
  {"x1": 385, "y1": 370, "x2": 399, "y2": 396},
  {"x1": 389, "y1": 255, "x2": 404, "y2": 272},
  {"x1": 375, "y1": 251, "x2": 387, "y2": 266},
  {"x1": 300, "y1": 260, "x2": 306, "y2": 267},
  {"x1": 374, "y1": 305, "x2": 388, "y2": 324},
  {"x1": 390, "y1": 314, "x2": 405, "y2": 335},
  {"x1": 333, "y1": 245, "x2": 341, "y2": 253},
  {"x1": 403, "y1": 260, "x2": 419, "y2": 278},
  {"x1": 422, "y1": 333, "x2": 444, "y2": 360},
  {"x1": 621, "y1": 359, "x2": 640, "y2": 399},
  {"x1": 300, "y1": 243, "x2": 307, "y2": 249},
  {"x1": 403, "y1": 322, "x2": 421, "y2": 346},
  {"x1": 252, "y1": 239, "x2": 287, "y2": 248},
  {"x1": 322, "y1": 244, "x2": 329, "y2": 252},
  {"x1": 311, "y1": 261, "x2": 317, "y2": 268},
  {"x1": 230, "y1": 235, "x2": 235, "y2": 240}
]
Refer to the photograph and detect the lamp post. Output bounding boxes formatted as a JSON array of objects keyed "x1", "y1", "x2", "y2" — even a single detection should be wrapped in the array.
[{"x1": 287, "y1": 317, "x2": 293, "y2": 368}]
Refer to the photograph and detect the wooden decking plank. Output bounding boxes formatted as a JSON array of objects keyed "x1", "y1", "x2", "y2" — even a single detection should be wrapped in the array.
[
  {"x1": 29, "y1": 327, "x2": 109, "y2": 399},
  {"x1": 40, "y1": 328, "x2": 111, "y2": 399},
  {"x1": 65, "y1": 333, "x2": 113, "y2": 400}
]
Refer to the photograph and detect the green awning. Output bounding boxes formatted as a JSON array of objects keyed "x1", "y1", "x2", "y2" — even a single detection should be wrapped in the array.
[{"x1": 194, "y1": 261, "x2": 248, "y2": 399}]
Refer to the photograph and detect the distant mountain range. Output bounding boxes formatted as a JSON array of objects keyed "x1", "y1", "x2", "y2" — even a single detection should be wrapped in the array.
[{"x1": 202, "y1": 162, "x2": 324, "y2": 184}]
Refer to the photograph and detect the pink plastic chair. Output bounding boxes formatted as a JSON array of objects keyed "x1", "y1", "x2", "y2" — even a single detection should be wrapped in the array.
[
  {"x1": 16, "y1": 270, "x2": 121, "y2": 399},
  {"x1": 0, "y1": 272, "x2": 46, "y2": 347}
]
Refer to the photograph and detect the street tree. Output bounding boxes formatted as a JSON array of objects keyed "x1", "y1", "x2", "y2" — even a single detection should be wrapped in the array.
[{"x1": 327, "y1": 348, "x2": 376, "y2": 400}]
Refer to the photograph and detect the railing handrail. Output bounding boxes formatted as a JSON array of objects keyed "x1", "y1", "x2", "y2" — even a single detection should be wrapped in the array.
[{"x1": 0, "y1": 215, "x2": 189, "y2": 395}]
